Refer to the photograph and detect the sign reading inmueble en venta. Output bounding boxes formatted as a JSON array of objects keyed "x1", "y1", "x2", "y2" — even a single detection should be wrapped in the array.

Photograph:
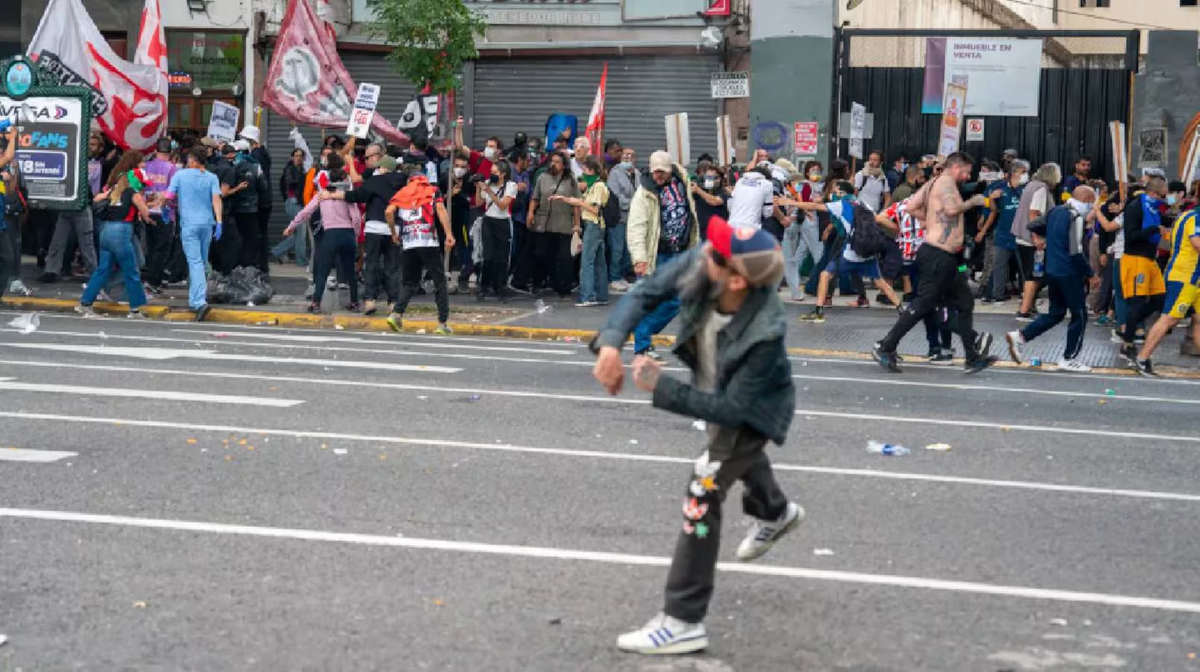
[{"x1": 346, "y1": 82, "x2": 381, "y2": 140}]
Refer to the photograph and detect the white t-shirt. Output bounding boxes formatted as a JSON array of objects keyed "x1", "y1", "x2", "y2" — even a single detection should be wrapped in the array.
[
  {"x1": 364, "y1": 220, "x2": 391, "y2": 235},
  {"x1": 482, "y1": 180, "x2": 518, "y2": 218},
  {"x1": 853, "y1": 171, "x2": 891, "y2": 212},
  {"x1": 827, "y1": 200, "x2": 869, "y2": 263},
  {"x1": 728, "y1": 172, "x2": 774, "y2": 230}
]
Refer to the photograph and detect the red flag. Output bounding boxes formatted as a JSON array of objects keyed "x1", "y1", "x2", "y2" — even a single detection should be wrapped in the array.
[
  {"x1": 133, "y1": 0, "x2": 168, "y2": 142},
  {"x1": 585, "y1": 63, "x2": 607, "y2": 152},
  {"x1": 262, "y1": 0, "x2": 408, "y2": 144},
  {"x1": 703, "y1": 0, "x2": 731, "y2": 17}
]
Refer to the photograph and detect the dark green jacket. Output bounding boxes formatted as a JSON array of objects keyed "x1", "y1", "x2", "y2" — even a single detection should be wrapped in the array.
[{"x1": 592, "y1": 248, "x2": 795, "y2": 445}]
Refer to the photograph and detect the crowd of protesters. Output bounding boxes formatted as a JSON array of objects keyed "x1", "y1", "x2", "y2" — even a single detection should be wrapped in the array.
[{"x1": 2, "y1": 117, "x2": 1198, "y2": 373}]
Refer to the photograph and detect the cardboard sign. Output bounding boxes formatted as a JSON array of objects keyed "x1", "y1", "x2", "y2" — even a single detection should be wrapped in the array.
[
  {"x1": 207, "y1": 100, "x2": 239, "y2": 143},
  {"x1": 794, "y1": 121, "x2": 819, "y2": 157},
  {"x1": 937, "y1": 83, "x2": 967, "y2": 160},
  {"x1": 716, "y1": 115, "x2": 734, "y2": 166},
  {"x1": 665, "y1": 113, "x2": 690, "y2": 167},
  {"x1": 346, "y1": 82, "x2": 381, "y2": 140},
  {"x1": 966, "y1": 118, "x2": 984, "y2": 142}
]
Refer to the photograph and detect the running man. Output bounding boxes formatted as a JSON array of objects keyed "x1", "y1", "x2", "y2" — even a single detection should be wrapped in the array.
[
  {"x1": 1130, "y1": 201, "x2": 1200, "y2": 376},
  {"x1": 384, "y1": 156, "x2": 457, "y2": 335},
  {"x1": 591, "y1": 217, "x2": 803, "y2": 655},
  {"x1": 872, "y1": 152, "x2": 998, "y2": 374}
]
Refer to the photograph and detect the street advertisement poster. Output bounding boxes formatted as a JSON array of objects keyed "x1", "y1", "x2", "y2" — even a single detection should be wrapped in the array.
[
  {"x1": 937, "y1": 83, "x2": 968, "y2": 160},
  {"x1": 848, "y1": 103, "x2": 865, "y2": 160},
  {"x1": 1, "y1": 95, "x2": 84, "y2": 207},
  {"x1": 207, "y1": 100, "x2": 239, "y2": 142},
  {"x1": 346, "y1": 82, "x2": 380, "y2": 140},
  {"x1": 794, "y1": 121, "x2": 818, "y2": 158},
  {"x1": 922, "y1": 37, "x2": 1041, "y2": 117}
]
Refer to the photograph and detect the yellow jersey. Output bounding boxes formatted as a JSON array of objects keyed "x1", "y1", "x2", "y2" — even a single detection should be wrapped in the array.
[{"x1": 1166, "y1": 210, "x2": 1200, "y2": 285}]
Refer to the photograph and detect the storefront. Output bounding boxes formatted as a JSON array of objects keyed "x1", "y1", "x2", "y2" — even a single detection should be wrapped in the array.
[{"x1": 165, "y1": 30, "x2": 247, "y2": 134}]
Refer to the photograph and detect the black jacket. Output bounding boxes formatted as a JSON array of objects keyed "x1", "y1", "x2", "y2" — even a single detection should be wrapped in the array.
[
  {"x1": 342, "y1": 171, "x2": 407, "y2": 225},
  {"x1": 592, "y1": 249, "x2": 795, "y2": 445}
]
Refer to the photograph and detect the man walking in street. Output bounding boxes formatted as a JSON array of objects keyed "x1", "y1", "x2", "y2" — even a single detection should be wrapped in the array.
[
  {"x1": 591, "y1": 216, "x2": 803, "y2": 656},
  {"x1": 164, "y1": 147, "x2": 223, "y2": 321},
  {"x1": 385, "y1": 156, "x2": 457, "y2": 335},
  {"x1": 627, "y1": 150, "x2": 700, "y2": 360},
  {"x1": 873, "y1": 152, "x2": 998, "y2": 374},
  {"x1": 1004, "y1": 186, "x2": 1099, "y2": 372}
]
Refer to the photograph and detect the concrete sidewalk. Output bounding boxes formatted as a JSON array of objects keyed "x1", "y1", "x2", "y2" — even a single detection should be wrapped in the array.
[{"x1": 8, "y1": 258, "x2": 1199, "y2": 376}]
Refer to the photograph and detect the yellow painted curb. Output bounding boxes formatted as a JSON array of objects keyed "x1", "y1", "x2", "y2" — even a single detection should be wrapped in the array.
[{"x1": 5, "y1": 296, "x2": 1195, "y2": 379}]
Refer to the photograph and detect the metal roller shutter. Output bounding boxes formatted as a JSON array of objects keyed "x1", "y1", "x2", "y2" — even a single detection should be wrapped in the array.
[
  {"x1": 263, "y1": 50, "x2": 420, "y2": 246},
  {"x1": 473, "y1": 55, "x2": 720, "y2": 167}
]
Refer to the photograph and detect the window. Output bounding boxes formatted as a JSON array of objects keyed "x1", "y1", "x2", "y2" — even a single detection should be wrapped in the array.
[{"x1": 1080, "y1": 0, "x2": 1110, "y2": 7}]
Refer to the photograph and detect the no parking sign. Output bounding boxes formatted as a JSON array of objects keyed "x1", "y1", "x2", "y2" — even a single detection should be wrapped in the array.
[{"x1": 966, "y1": 118, "x2": 985, "y2": 143}]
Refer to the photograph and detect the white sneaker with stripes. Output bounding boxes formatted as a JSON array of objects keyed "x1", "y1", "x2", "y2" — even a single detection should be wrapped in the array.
[
  {"x1": 736, "y1": 501, "x2": 804, "y2": 561},
  {"x1": 616, "y1": 613, "x2": 708, "y2": 655}
]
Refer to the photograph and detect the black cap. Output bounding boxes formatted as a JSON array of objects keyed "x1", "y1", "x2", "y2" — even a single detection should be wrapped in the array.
[
  {"x1": 220, "y1": 143, "x2": 236, "y2": 155},
  {"x1": 156, "y1": 137, "x2": 172, "y2": 154}
]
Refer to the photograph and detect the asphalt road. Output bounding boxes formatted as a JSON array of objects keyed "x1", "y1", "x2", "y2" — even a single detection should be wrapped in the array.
[{"x1": 3, "y1": 312, "x2": 1200, "y2": 672}]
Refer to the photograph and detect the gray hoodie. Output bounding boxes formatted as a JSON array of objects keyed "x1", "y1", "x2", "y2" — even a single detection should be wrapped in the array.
[
  {"x1": 1011, "y1": 179, "x2": 1049, "y2": 244},
  {"x1": 607, "y1": 164, "x2": 640, "y2": 225}
]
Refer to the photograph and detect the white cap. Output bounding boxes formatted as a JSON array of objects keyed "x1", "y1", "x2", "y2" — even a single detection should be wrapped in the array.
[
  {"x1": 239, "y1": 125, "x2": 261, "y2": 144},
  {"x1": 233, "y1": 139, "x2": 251, "y2": 152}
]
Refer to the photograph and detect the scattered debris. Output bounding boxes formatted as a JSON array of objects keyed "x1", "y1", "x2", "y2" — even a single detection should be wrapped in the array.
[
  {"x1": 924, "y1": 443, "x2": 953, "y2": 452},
  {"x1": 256, "y1": 319, "x2": 279, "y2": 326},
  {"x1": 334, "y1": 325, "x2": 345, "y2": 330},
  {"x1": 468, "y1": 394, "x2": 481, "y2": 402},
  {"x1": 548, "y1": 617, "x2": 562, "y2": 626},
  {"x1": 867, "y1": 441, "x2": 910, "y2": 456},
  {"x1": 1105, "y1": 389, "x2": 1116, "y2": 396},
  {"x1": 432, "y1": 599, "x2": 444, "y2": 607},
  {"x1": 7, "y1": 313, "x2": 39, "y2": 334},
  {"x1": 186, "y1": 438, "x2": 197, "y2": 445},
  {"x1": 629, "y1": 439, "x2": 639, "y2": 445},
  {"x1": 813, "y1": 548, "x2": 835, "y2": 556},
  {"x1": 132, "y1": 601, "x2": 149, "y2": 609},
  {"x1": 416, "y1": 329, "x2": 427, "y2": 335},
  {"x1": 536, "y1": 299, "x2": 552, "y2": 314},
  {"x1": 333, "y1": 449, "x2": 348, "y2": 456},
  {"x1": 1049, "y1": 618, "x2": 1069, "y2": 626}
]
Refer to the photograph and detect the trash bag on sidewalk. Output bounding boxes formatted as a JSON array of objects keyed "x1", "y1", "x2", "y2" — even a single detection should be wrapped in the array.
[
  {"x1": 226, "y1": 266, "x2": 274, "y2": 305},
  {"x1": 206, "y1": 272, "x2": 233, "y2": 304}
]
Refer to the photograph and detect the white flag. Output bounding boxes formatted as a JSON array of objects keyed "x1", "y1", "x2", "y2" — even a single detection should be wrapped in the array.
[{"x1": 27, "y1": 0, "x2": 168, "y2": 151}]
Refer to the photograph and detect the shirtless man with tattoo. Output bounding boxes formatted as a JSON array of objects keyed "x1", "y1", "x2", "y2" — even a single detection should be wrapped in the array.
[{"x1": 872, "y1": 152, "x2": 1000, "y2": 374}]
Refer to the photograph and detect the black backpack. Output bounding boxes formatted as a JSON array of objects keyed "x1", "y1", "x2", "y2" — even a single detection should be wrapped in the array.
[
  {"x1": 847, "y1": 200, "x2": 890, "y2": 258},
  {"x1": 601, "y1": 187, "x2": 621, "y2": 228}
]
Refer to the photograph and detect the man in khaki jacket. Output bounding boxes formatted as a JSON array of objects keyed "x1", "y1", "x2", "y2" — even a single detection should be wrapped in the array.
[{"x1": 627, "y1": 150, "x2": 700, "y2": 358}]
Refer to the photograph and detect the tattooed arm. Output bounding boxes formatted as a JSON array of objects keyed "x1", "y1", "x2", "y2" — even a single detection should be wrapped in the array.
[{"x1": 938, "y1": 178, "x2": 986, "y2": 217}]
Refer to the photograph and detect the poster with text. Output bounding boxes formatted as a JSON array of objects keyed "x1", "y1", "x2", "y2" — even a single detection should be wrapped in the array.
[
  {"x1": 794, "y1": 122, "x2": 818, "y2": 157},
  {"x1": 922, "y1": 38, "x2": 1041, "y2": 117},
  {"x1": 207, "y1": 100, "x2": 239, "y2": 143},
  {"x1": 2, "y1": 95, "x2": 83, "y2": 205}
]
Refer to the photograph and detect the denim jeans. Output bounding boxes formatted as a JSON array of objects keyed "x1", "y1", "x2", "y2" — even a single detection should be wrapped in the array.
[
  {"x1": 607, "y1": 222, "x2": 630, "y2": 282},
  {"x1": 269, "y1": 198, "x2": 307, "y2": 265},
  {"x1": 633, "y1": 251, "x2": 684, "y2": 352},
  {"x1": 81, "y1": 221, "x2": 147, "y2": 310},
  {"x1": 578, "y1": 221, "x2": 609, "y2": 303},
  {"x1": 783, "y1": 219, "x2": 821, "y2": 298},
  {"x1": 180, "y1": 224, "x2": 213, "y2": 309}
]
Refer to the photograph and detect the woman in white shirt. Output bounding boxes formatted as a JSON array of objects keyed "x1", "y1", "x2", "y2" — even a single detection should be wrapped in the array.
[{"x1": 476, "y1": 159, "x2": 518, "y2": 301}]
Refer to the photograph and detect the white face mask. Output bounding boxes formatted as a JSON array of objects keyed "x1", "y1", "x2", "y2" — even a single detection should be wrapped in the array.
[
  {"x1": 1069, "y1": 198, "x2": 1092, "y2": 216},
  {"x1": 1019, "y1": 174, "x2": 1030, "y2": 185},
  {"x1": 453, "y1": 167, "x2": 468, "y2": 179},
  {"x1": 484, "y1": 147, "x2": 498, "y2": 161}
]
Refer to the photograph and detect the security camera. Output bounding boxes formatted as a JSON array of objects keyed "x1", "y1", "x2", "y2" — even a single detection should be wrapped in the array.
[{"x1": 700, "y1": 26, "x2": 722, "y2": 48}]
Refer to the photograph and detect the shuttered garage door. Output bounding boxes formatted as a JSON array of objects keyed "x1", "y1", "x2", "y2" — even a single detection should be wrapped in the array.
[
  {"x1": 472, "y1": 55, "x2": 720, "y2": 163},
  {"x1": 263, "y1": 50, "x2": 419, "y2": 245}
]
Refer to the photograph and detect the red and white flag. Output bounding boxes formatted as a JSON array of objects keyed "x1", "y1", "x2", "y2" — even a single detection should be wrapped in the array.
[
  {"x1": 27, "y1": 0, "x2": 169, "y2": 150},
  {"x1": 262, "y1": 0, "x2": 408, "y2": 145},
  {"x1": 585, "y1": 63, "x2": 608, "y2": 152}
]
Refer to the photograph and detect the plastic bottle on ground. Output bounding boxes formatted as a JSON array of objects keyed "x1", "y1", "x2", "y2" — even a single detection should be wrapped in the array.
[{"x1": 866, "y1": 440, "x2": 911, "y2": 457}]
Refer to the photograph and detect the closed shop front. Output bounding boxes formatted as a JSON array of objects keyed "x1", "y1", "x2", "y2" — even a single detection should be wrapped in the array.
[{"x1": 471, "y1": 54, "x2": 721, "y2": 162}]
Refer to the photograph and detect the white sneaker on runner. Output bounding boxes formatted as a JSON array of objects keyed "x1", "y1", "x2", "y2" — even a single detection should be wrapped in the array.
[
  {"x1": 1005, "y1": 331, "x2": 1025, "y2": 364},
  {"x1": 1057, "y1": 358, "x2": 1092, "y2": 373},
  {"x1": 736, "y1": 501, "x2": 804, "y2": 562},
  {"x1": 616, "y1": 613, "x2": 708, "y2": 655},
  {"x1": 74, "y1": 305, "x2": 97, "y2": 318},
  {"x1": 8, "y1": 280, "x2": 33, "y2": 296}
]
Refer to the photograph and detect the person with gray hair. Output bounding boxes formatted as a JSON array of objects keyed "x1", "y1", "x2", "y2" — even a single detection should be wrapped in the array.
[{"x1": 1012, "y1": 162, "x2": 1062, "y2": 321}]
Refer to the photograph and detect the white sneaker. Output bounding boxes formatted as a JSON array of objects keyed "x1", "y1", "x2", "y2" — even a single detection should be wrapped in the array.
[
  {"x1": 616, "y1": 613, "x2": 708, "y2": 655},
  {"x1": 736, "y1": 501, "x2": 804, "y2": 562},
  {"x1": 8, "y1": 279, "x2": 33, "y2": 296},
  {"x1": 1005, "y1": 330, "x2": 1025, "y2": 364},
  {"x1": 1110, "y1": 330, "x2": 1123, "y2": 344},
  {"x1": 74, "y1": 305, "x2": 97, "y2": 318},
  {"x1": 609, "y1": 280, "x2": 631, "y2": 292},
  {"x1": 1057, "y1": 358, "x2": 1092, "y2": 373}
]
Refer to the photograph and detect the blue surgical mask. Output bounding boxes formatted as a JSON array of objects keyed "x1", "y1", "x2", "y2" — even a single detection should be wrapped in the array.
[
  {"x1": 1167, "y1": 194, "x2": 1179, "y2": 206},
  {"x1": 618, "y1": 161, "x2": 632, "y2": 171}
]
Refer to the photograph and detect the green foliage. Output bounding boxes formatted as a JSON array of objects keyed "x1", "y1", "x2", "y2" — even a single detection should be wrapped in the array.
[{"x1": 364, "y1": 0, "x2": 486, "y2": 95}]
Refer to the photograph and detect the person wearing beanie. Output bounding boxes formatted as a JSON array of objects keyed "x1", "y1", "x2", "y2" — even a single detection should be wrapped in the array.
[
  {"x1": 625, "y1": 150, "x2": 701, "y2": 359},
  {"x1": 591, "y1": 216, "x2": 803, "y2": 656},
  {"x1": 321, "y1": 154, "x2": 408, "y2": 315}
]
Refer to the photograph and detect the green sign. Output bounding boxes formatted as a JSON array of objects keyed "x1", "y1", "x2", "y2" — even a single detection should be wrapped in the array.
[
  {"x1": 166, "y1": 31, "x2": 245, "y2": 92},
  {"x1": 1, "y1": 56, "x2": 38, "y2": 99}
]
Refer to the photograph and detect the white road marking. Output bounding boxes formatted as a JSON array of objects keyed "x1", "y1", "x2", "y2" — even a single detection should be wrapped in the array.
[
  {"x1": 0, "y1": 343, "x2": 462, "y2": 374},
  {"x1": 7, "y1": 327, "x2": 1190, "y2": 404},
  {"x1": 1, "y1": 382, "x2": 304, "y2": 407},
  {"x1": 2, "y1": 411, "x2": 1199, "y2": 503},
  {"x1": 790, "y1": 354, "x2": 1200, "y2": 386},
  {"x1": 2, "y1": 358, "x2": 1193, "y2": 444},
  {"x1": 175, "y1": 329, "x2": 577, "y2": 355},
  {"x1": 0, "y1": 448, "x2": 78, "y2": 462},
  {"x1": 6, "y1": 506, "x2": 1200, "y2": 614}
]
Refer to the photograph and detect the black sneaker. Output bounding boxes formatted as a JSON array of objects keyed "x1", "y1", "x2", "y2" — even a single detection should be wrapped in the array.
[
  {"x1": 1015, "y1": 312, "x2": 1035, "y2": 323},
  {"x1": 1134, "y1": 359, "x2": 1159, "y2": 377},
  {"x1": 194, "y1": 304, "x2": 211, "y2": 322},
  {"x1": 1120, "y1": 343, "x2": 1138, "y2": 363},
  {"x1": 975, "y1": 332, "x2": 995, "y2": 356},
  {"x1": 964, "y1": 355, "x2": 999, "y2": 375},
  {"x1": 872, "y1": 343, "x2": 902, "y2": 373},
  {"x1": 928, "y1": 349, "x2": 955, "y2": 366}
]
